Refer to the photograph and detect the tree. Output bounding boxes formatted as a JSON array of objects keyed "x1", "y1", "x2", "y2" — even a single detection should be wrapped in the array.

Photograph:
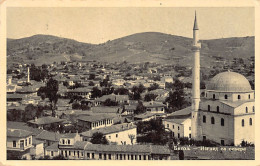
[
  {"x1": 144, "y1": 93, "x2": 158, "y2": 102},
  {"x1": 45, "y1": 78, "x2": 59, "y2": 117},
  {"x1": 90, "y1": 132, "x2": 109, "y2": 144},
  {"x1": 89, "y1": 73, "x2": 96, "y2": 80},
  {"x1": 128, "y1": 134, "x2": 136, "y2": 145},
  {"x1": 148, "y1": 83, "x2": 160, "y2": 91},
  {"x1": 114, "y1": 87, "x2": 129, "y2": 95},
  {"x1": 134, "y1": 101, "x2": 146, "y2": 115},
  {"x1": 89, "y1": 81, "x2": 95, "y2": 86},
  {"x1": 103, "y1": 98, "x2": 118, "y2": 106},
  {"x1": 91, "y1": 87, "x2": 102, "y2": 99}
]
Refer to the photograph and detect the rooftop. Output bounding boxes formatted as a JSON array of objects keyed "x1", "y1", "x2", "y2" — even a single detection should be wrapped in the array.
[
  {"x1": 27, "y1": 116, "x2": 65, "y2": 125},
  {"x1": 80, "y1": 123, "x2": 136, "y2": 137},
  {"x1": 7, "y1": 128, "x2": 33, "y2": 138},
  {"x1": 77, "y1": 114, "x2": 116, "y2": 123}
]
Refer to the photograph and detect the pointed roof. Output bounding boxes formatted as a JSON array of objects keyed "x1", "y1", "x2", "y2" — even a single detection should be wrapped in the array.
[{"x1": 193, "y1": 11, "x2": 199, "y2": 30}]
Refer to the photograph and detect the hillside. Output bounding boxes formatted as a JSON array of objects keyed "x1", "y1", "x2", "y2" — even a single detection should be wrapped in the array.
[{"x1": 7, "y1": 32, "x2": 254, "y2": 67}]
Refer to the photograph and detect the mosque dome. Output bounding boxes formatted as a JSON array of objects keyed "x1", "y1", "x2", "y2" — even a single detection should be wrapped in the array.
[{"x1": 206, "y1": 71, "x2": 252, "y2": 92}]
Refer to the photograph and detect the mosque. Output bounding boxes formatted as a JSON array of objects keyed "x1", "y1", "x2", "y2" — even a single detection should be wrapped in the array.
[{"x1": 164, "y1": 12, "x2": 255, "y2": 146}]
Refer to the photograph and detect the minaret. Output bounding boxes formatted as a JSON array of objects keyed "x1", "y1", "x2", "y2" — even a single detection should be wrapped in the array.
[
  {"x1": 27, "y1": 67, "x2": 30, "y2": 83},
  {"x1": 191, "y1": 12, "x2": 201, "y2": 139}
]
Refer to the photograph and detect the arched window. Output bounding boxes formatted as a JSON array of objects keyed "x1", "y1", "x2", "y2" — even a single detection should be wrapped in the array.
[
  {"x1": 249, "y1": 118, "x2": 252, "y2": 126},
  {"x1": 248, "y1": 94, "x2": 250, "y2": 99},
  {"x1": 203, "y1": 116, "x2": 206, "y2": 123},
  {"x1": 242, "y1": 119, "x2": 244, "y2": 127},
  {"x1": 225, "y1": 95, "x2": 228, "y2": 99},
  {"x1": 253, "y1": 106, "x2": 255, "y2": 112},
  {"x1": 211, "y1": 117, "x2": 215, "y2": 124},
  {"x1": 213, "y1": 94, "x2": 215, "y2": 99},
  {"x1": 217, "y1": 106, "x2": 220, "y2": 113},
  {"x1": 246, "y1": 107, "x2": 248, "y2": 113},
  {"x1": 238, "y1": 95, "x2": 241, "y2": 99},
  {"x1": 208, "y1": 105, "x2": 211, "y2": 111},
  {"x1": 221, "y1": 118, "x2": 224, "y2": 126}
]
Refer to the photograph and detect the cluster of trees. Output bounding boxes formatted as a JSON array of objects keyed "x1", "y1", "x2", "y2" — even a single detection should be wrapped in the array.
[
  {"x1": 30, "y1": 64, "x2": 49, "y2": 82},
  {"x1": 90, "y1": 132, "x2": 109, "y2": 145},
  {"x1": 165, "y1": 79, "x2": 190, "y2": 112},
  {"x1": 129, "y1": 84, "x2": 146, "y2": 100},
  {"x1": 136, "y1": 119, "x2": 168, "y2": 145},
  {"x1": 7, "y1": 104, "x2": 44, "y2": 122},
  {"x1": 37, "y1": 78, "x2": 59, "y2": 117}
]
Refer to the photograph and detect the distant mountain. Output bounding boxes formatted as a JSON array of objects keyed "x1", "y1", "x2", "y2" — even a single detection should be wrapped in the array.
[{"x1": 7, "y1": 32, "x2": 254, "y2": 67}]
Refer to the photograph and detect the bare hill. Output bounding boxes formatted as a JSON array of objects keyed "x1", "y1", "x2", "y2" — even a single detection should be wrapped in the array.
[{"x1": 7, "y1": 32, "x2": 254, "y2": 67}]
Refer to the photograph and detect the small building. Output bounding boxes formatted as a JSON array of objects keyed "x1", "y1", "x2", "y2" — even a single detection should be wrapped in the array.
[
  {"x1": 77, "y1": 114, "x2": 115, "y2": 130},
  {"x1": 143, "y1": 101, "x2": 166, "y2": 114},
  {"x1": 163, "y1": 118, "x2": 192, "y2": 139},
  {"x1": 27, "y1": 116, "x2": 65, "y2": 129},
  {"x1": 80, "y1": 123, "x2": 137, "y2": 145},
  {"x1": 7, "y1": 128, "x2": 33, "y2": 159},
  {"x1": 134, "y1": 112, "x2": 156, "y2": 122}
]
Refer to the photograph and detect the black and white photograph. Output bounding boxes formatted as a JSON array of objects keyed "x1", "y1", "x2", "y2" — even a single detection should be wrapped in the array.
[{"x1": 0, "y1": 2, "x2": 258, "y2": 164}]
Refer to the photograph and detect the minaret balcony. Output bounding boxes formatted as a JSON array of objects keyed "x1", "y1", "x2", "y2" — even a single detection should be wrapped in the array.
[{"x1": 192, "y1": 43, "x2": 201, "y2": 51}]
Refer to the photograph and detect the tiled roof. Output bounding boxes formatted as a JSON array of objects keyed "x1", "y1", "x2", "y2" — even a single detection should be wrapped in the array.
[
  {"x1": 124, "y1": 105, "x2": 137, "y2": 110},
  {"x1": 28, "y1": 116, "x2": 65, "y2": 125},
  {"x1": 167, "y1": 106, "x2": 192, "y2": 117},
  {"x1": 7, "y1": 121, "x2": 43, "y2": 136},
  {"x1": 73, "y1": 141, "x2": 90, "y2": 150},
  {"x1": 77, "y1": 114, "x2": 116, "y2": 123},
  {"x1": 85, "y1": 144, "x2": 170, "y2": 154},
  {"x1": 80, "y1": 123, "x2": 136, "y2": 137},
  {"x1": 91, "y1": 106, "x2": 121, "y2": 114},
  {"x1": 60, "y1": 133, "x2": 77, "y2": 138},
  {"x1": 143, "y1": 101, "x2": 166, "y2": 108},
  {"x1": 7, "y1": 128, "x2": 33, "y2": 138},
  {"x1": 134, "y1": 112, "x2": 155, "y2": 119},
  {"x1": 219, "y1": 100, "x2": 254, "y2": 108},
  {"x1": 45, "y1": 142, "x2": 59, "y2": 151},
  {"x1": 164, "y1": 118, "x2": 190, "y2": 124},
  {"x1": 36, "y1": 130, "x2": 61, "y2": 142}
]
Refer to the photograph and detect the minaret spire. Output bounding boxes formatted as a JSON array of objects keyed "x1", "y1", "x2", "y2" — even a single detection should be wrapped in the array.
[
  {"x1": 191, "y1": 11, "x2": 201, "y2": 140},
  {"x1": 193, "y1": 11, "x2": 199, "y2": 30}
]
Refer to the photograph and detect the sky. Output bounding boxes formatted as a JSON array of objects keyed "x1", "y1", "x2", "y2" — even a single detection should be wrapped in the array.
[{"x1": 7, "y1": 7, "x2": 254, "y2": 44}]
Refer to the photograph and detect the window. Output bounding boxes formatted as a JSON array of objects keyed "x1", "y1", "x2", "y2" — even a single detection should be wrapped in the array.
[
  {"x1": 51, "y1": 151, "x2": 54, "y2": 156},
  {"x1": 225, "y1": 95, "x2": 228, "y2": 99},
  {"x1": 99, "y1": 153, "x2": 102, "y2": 159},
  {"x1": 238, "y1": 95, "x2": 241, "y2": 99},
  {"x1": 248, "y1": 94, "x2": 250, "y2": 99},
  {"x1": 108, "y1": 154, "x2": 111, "y2": 160},
  {"x1": 68, "y1": 140, "x2": 70, "y2": 145},
  {"x1": 246, "y1": 107, "x2": 248, "y2": 113},
  {"x1": 221, "y1": 118, "x2": 224, "y2": 126},
  {"x1": 221, "y1": 140, "x2": 225, "y2": 146},
  {"x1": 172, "y1": 125, "x2": 174, "y2": 129},
  {"x1": 253, "y1": 106, "x2": 255, "y2": 112},
  {"x1": 167, "y1": 124, "x2": 169, "y2": 128},
  {"x1": 92, "y1": 153, "x2": 95, "y2": 159},
  {"x1": 69, "y1": 151, "x2": 71, "y2": 156},
  {"x1": 82, "y1": 152, "x2": 84, "y2": 156},
  {"x1": 203, "y1": 116, "x2": 206, "y2": 123},
  {"x1": 178, "y1": 133, "x2": 180, "y2": 138},
  {"x1": 213, "y1": 94, "x2": 215, "y2": 99},
  {"x1": 62, "y1": 139, "x2": 65, "y2": 144},
  {"x1": 29, "y1": 138, "x2": 31, "y2": 144},
  {"x1": 189, "y1": 134, "x2": 191, "y2": 138},
  {"x1": 211, "y1": 117, "x2": 215, "y2": 124},
  {"x1": 206, "y1": 93, "x2": 207, "y2": 97},
  {"x1": 250, "y1": 118, "x2": 252, "y2": 126},
  {"x1": 13, "y1": 141, "x2": 16, "y2": 147},
  {"x1": 25, "y1": 139, "x2": 27, "y2": 146},
  {"x1": 139, "y1": 155, "x2": 142, "y2": 160},
  {"x1": 87, "y1": 153, "x2": 90, "y2": 158},
  {"x1": 242, "y1": 119, "x2": 244, "y2": 127},
  {"x1": 178, "y1": 126, "x2": 180, "y2": 130},
  {"x1": 203, "y1": 136, "x2": 206, "y2": 141},
  {"x1": 172, "y1": 132, "x2": 175, "y2": 137},
  {"x1": 189, "y1": 127, "x2": 191, "y2": 130},
  {"x1": 208, "y1": 105, "x2": 211, "y2": 111},
  {"x1": 143, "y1": 155, "x2": 146, "y2": 160},
  {"x1": 217, "y1": 106, "x2": 219, "y2": 113},
  {"x1": 116, "y1": 134, "x2": 118, "y2": 138},
  {"x1": 108, "y1": 136, "x2": 111, "y2": 139}
]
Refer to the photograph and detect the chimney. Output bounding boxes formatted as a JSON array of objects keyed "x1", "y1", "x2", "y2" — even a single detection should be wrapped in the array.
[
  {"x1": 27, "y1": 67, "x2": 30, "y2": 83},
  {"x1": 34, "y1": 117, "x2": 38, "y2": 122}
]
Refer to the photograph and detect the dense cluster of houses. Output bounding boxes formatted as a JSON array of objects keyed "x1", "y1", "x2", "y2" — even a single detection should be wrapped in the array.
[{"x1": 6, "y1": 61, "x2": 184, "y2": 160}]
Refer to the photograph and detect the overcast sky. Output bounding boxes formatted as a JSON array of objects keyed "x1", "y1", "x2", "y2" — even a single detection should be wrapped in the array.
[{"x1": 7, "y1": 7, "x2": 254, "y2": 44}]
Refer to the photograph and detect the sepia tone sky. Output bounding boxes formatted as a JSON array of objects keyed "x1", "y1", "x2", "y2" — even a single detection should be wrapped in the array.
[{"x1": 7, "y1": 7, "x2": 254, "y2": 44}]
